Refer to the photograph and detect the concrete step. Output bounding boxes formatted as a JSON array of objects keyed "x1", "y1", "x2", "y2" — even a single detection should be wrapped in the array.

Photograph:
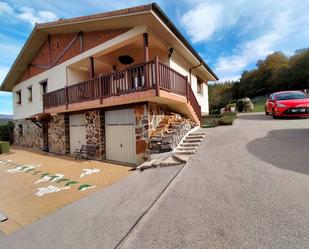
[
  {"x1": 190, "y1": 132, "x2": 206, "y2": 136},
  {"x1": 183, "y1": 139, "x2": 202, "y2": 143},
  {"x1": 180, "y1": 143, "x2": 200, "y2": 147},
  {"x1": 186, "y1": 135, "x2": 204, "y2": 139},
  {"x1": 177, "y1": 147, "x2": 198, "y2": 151},
  {"x1": 173, "y1": 154, "x2": 191, "y2": 163},
  {"x1": 175, "y1": 150, "x2": 196, "y2": 155}
]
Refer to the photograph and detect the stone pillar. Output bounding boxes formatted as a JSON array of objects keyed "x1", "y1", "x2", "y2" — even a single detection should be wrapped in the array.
[{"x1": 134, "y1": 104, "x2": 150, "y2": 164}]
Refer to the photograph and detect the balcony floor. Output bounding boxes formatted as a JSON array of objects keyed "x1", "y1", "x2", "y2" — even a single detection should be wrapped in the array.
[{"x1": 44, "y1": 89, "x2": 200, "y2": 125}]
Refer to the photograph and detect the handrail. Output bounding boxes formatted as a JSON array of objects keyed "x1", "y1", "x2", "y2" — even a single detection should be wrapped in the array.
[{"x1": 43, "y1": 59, "x2": 202, "y2": 120}]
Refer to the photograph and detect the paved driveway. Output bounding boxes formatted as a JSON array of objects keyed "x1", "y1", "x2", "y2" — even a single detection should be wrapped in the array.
[
  {"x1": 121, "y1": 113, "x2": 309, "y2": 249},
  {"x1": 0, "y1": 148, "x2": 131, "y2": 235},
  {"x1": 1, "y1": 113, "x2": 309, "y2": 249}
]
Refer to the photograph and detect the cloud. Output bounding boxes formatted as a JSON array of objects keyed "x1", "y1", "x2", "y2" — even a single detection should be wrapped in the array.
[
  {"x1": 0, "y1": 1, "x2": 58, "y2": 26},
  {"x1": 180, "y1": 3, "x2": 223, "y2": 43},
  {"x1": 0, "y1": 67, "x2": 9, "y2": 84},
  {"x1": 0, "y1": 1, "x2": 14, "y2": 15},
  {"x1": 18, "y1": 7, "x2": 58, "y2": 25},
  {"x1": 207, "y1": 0, "x2": 309, "y2": 81},
  {"x1": 215, "y1": 33, "x2": 281, "y2": 81}
]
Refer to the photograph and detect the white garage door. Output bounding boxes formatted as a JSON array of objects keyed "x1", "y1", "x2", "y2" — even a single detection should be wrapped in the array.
[
  {"x1": 105, "y1": 109, "x2": 136, "y2": 164},
  {"x1": 69, "y1": 114, "x2": 86, "y2": 154}
]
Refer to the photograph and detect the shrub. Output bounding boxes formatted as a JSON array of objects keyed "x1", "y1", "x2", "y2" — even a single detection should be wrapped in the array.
[
  {"x1": 218, "y1": 115, "x2": 235, "y2": 125},
  {"x1": 0, "y1": 121, "x2": 14, "y2": 144}
]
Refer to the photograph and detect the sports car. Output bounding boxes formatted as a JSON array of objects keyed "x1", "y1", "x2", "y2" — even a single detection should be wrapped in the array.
[{"x1": 265, "y1": 91, "x2": 309, "y2": 118}]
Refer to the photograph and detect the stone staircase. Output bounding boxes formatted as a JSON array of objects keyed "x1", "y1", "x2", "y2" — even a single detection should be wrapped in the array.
[
  {"x1": 174, "y1": 132, "x2": 205, "y2": 156},
  {"x1": 149, "y1": 113, "x2": 196, "y2": 154},
  {"x1": 137, "y1": 129, "x2": 206, "y2": 171}
]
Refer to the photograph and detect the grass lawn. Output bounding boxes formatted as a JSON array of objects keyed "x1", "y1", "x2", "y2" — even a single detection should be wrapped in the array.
[{"x1": 253, "y1": 97, "x2": 266, "y2": 112}]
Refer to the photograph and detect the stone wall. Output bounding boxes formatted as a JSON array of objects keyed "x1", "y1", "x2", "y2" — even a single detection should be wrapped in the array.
[
  {"x1": 85, "y1": 109, "x2": 104, "y2": 160},
  {"x1": 48, "y1": 114, "x2": 66, "y2": 154},
  {"x1": 134, "y1": 104, "x2": 150, "y2": 164},
  {"x1": 148, "y1": 102, "x2": 171, "y2": 133},
  {"x1": 13, "y1": 119, "x2": 44, "y2": 150}
]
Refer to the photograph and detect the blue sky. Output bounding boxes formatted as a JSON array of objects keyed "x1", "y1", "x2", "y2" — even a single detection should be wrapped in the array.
[{"x1": 0, "y1": 0, "x2": 309, "y2": 115}]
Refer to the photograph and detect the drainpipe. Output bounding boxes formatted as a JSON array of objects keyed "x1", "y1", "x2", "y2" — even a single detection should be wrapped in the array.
[{"x1": 189, "y1": 63, "x2": 202, "y2": 85}]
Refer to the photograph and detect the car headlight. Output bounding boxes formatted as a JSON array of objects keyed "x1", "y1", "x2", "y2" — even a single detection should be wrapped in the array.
[{"x1": 276, "y1": 103, "x2": 286, "y2": 108}]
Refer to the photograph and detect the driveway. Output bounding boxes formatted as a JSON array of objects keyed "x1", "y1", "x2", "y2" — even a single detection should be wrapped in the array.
[
  {"x1": 0, "y1": 148, "x2": 131, "y2": 235},
  {"x1": 120, "y1": 113, "x2": 309, "y2": 249},
  {"x1": 1, "y1": 113, "x2": 309, "y2": 249}
]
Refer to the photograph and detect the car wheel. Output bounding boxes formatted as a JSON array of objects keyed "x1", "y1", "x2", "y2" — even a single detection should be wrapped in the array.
[{"x1": 272, "y1": 108, "x2": 278, "y2": 119}]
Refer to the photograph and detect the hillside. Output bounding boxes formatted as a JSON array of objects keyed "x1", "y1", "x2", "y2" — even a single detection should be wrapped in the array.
[{"x1": 0, "y1": 114, "x2": 13, "y2": 125}]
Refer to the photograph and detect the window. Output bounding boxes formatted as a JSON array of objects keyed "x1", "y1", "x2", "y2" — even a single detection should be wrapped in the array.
[
  {"x1": 197, "y1": 77, "x2": 203, "y2": 95},
  {"x1": 40, "y1": 80, "x2": 48, "y2": 94},
  {"x1": 16, "y1": 91, "x2": 22, "y2": 104},
  {"x1": 18, "y1": 124, "x2": 23, "y2": 136},
  {"x1": 27, "y1": 86, "x2": 32, "y2": 102}
]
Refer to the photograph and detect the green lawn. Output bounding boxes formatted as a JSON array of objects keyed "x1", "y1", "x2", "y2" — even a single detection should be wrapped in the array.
[{"x1": 252, "y1": 97, "x2": 266, "y2": 112}]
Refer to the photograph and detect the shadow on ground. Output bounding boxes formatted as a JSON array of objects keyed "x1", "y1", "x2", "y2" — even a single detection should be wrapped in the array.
[{"x1": 247, "y1": 129, "x2": 309, "y2": 175}]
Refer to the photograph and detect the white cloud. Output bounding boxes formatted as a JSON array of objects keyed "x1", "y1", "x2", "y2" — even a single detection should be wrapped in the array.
[
  {"x1": 203, "y1": 0, "x2": 309, "y2": 81},
  {"x1": 0, "y1": 1, "x2": 58, "y2": 26},
  {"x1": 0, "y1": 1, "x2": 14, "y2": 15},
  {"x1": 215, "y1": 33, "x2": 281, "y2": 81},
  {"x1": 180, "y1": 3, "x2": 223, "y2": 43},
  {"x1": 18, "y1": 7, "x2": 58, "y2": 25},
  {"x1": 0, "y1": 67, "x2": 9, "y2": 85}
]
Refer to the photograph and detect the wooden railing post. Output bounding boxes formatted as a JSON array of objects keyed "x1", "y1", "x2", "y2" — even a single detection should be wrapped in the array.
[
  {"x1": 65, "y1": 86, "x2": 68, "y2": 109},
  {"x1": 99, "y1": 75, "x2": 103, "y2": 104},
  {"x1": 154, "y1": 56, "x2": 160, "y2": 96},
  {"x1": 185, "y1": 76, "x2": 189, "y2": 103}
]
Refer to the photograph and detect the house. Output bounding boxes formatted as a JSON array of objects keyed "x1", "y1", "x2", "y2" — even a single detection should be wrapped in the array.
[{"x1": 0, "y1": 3, "x2": 218, "y2": 165}]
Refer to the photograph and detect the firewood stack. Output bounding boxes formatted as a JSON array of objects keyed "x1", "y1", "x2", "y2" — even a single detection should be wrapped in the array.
[{"x1": 149, "y1": 113, "x2": 196, "y2": 154}]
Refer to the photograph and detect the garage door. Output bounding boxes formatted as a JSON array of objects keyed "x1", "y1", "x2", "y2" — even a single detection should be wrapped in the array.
[
  {"x1": 105, "y1": 109, "x2": 136, "y2": 164},
  {"x1": 69, "y1": 114, "x2": 86, "y2": 154}
]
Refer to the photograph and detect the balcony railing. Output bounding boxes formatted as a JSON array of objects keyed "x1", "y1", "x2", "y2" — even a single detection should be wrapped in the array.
[{"x1": 43, "y1": 58, "x2": 201, "y2": 120}]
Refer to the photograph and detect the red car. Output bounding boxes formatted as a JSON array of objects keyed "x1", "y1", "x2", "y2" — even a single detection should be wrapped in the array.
[{"x1": 265, "y1": 91, "x2": 309, "y2": 118}]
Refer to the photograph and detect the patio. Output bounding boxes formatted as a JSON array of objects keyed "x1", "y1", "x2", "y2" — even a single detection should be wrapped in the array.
[{"x1": 0, "y1": 147, "x2": 131, "y2": 235}]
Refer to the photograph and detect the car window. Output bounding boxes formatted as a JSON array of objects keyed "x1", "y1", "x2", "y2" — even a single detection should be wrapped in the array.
[{"x1": 276, "y1": 92, "x2": 308, "y2": 100}]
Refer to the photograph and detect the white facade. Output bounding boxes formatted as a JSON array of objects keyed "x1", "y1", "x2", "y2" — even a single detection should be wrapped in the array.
[
  {"x1": 169, "y1": 51, "x2": 209, "y2": 114},
  {"x1": 12, "y1": 26, "x2": 210, "y2": 120}
]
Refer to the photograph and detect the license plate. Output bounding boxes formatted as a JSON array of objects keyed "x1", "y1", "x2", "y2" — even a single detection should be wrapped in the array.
[{"x1": 291, "y1": 108, "x2": 306, "y2": 113}]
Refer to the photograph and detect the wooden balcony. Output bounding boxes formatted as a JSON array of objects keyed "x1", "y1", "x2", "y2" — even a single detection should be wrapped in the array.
[{"x1": 43, "y1": 58, "x2": 201, "y2": 120}]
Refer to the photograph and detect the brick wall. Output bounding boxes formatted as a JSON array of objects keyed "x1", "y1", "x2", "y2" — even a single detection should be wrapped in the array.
[{"x1": 17, "y1": 28, "x2": 131, "y2": 83}]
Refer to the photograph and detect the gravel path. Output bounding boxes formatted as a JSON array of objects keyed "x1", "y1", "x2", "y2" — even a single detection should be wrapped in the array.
[{"x1": 120, "y1": 113, "x2": 309, "y2": 249}]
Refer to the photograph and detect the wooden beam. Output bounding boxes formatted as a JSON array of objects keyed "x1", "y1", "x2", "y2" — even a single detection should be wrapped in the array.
[
  {"x1": 89, "y1": 57, "x2": 95, "y2": 79},
  {"x1": 52, "y1": 32, "x2": 80, "y2": 66},
  {"x1": 143, "y1": 33, "x2": 149, "y2": 62},
  {"x1": 48, "y1": 34, "x2": 52, "y2": 66},
  {"x1": 79, "y1": 31, "x2": 83, "y2": 53}
]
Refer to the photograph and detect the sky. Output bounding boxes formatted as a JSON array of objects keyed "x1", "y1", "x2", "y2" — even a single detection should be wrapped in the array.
[{"x1": 0, "y1": 0, "x2": 308, "y2": 115}]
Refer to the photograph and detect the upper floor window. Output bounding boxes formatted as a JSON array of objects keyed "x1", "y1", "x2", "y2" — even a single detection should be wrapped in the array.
[
  {"x1": 197, "y1": 77, "x2": 203, "y2": 95},
  {"x1": 27, "y1": 86, "x2": 33, "y2": 102},
  {"x1": 16, "y1": 91, "x2": 22, "y2": 105},
  {"x1": 40, "y1": 80, "x2": 48, "y2": 94}
]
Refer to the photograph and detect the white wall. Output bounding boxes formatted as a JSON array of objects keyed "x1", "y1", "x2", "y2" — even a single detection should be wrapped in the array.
[
  {"x1": 12, "y1": 66, "x2": 67, "y2": 120},
  {"x1": 169, "y1": 51, "x2": 209, "y2": 114}
]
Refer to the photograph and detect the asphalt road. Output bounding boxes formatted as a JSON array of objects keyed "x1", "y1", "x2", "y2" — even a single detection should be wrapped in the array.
[
  {"x1": 120, "y1": 113, "x2": 309, "y2": 249},
  {"x1": 1, "y1": 113, "x2": 309, "y2": 249}
]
